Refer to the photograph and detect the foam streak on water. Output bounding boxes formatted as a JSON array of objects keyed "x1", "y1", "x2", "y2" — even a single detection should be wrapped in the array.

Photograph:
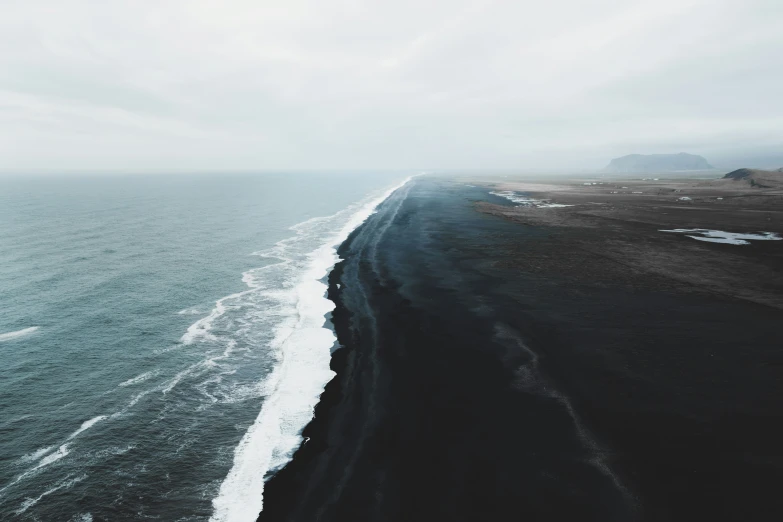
[
  {"x1": 66, "y1": 416, "x2": 107, "y2": 440},
  {"x1": 118, "y1": 370, "x2": 159, "y2": 388},
  {"x1": 0, "y1": 326, "x2": 39, "y2": 342},
  {"x1": 18, "y1": 446, "x2": 55, "y2": 464},
  {"x1": 14, "y1": 474, "x2": 87, "y2": 515},
  {"x1": 208, "y1": 177, "x2": 414, "y2": 522}
]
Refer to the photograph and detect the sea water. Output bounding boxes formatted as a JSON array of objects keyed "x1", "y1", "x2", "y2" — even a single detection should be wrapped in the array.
[{"x1": 0, "y1": 172, "x2": 408, "y2": 521}]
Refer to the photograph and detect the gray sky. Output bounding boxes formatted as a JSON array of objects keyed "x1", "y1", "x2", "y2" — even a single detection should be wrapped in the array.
[{"x1": 2, "y1": 0, "x2": 782, "y2": 171}]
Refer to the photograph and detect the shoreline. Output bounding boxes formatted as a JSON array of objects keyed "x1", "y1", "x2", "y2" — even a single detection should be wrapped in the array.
[
  {"x1": 257, "y1": 179, "x2": 634, "y2": 521},
  {"x1": 257, "y1": 176, "x2": 783, "y2": 521},
  {"x1": 256, "y1": 238, "x2": 358, "y2": 520},
  {"x1": 211, "y1": 177, "x2": 413, "y2": 522}
]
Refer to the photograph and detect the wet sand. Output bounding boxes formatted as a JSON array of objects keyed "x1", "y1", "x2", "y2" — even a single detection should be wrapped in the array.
[{"x1": 259, "y1": 176, "x2": 783, "y2": 522}]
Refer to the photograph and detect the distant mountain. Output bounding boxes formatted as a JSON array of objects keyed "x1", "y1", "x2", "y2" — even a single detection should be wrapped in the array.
[
  {"x1": 605, "y1": 153, "x2": 713, "y2": 173},
  {"x1": 722, "y1": 168, "x2": 783, "y2": 188}
]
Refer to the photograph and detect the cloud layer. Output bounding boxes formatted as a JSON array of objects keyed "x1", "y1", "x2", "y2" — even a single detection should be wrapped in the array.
[{"x1": 2, "y1": 0, "x2": 781, "y2": 171}]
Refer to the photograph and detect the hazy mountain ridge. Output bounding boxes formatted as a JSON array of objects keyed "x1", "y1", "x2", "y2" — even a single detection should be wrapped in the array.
[{"x1": 605, "y1": 153, "x2": 713, "y2": 173}]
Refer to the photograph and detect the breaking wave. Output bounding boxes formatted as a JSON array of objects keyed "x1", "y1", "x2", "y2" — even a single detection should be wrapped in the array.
[{"x1": 208, "y1": 177, "x2": 414, "y2": 522}]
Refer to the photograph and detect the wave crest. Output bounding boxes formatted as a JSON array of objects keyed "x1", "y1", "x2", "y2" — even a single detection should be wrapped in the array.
[{"x1": 0, "y1": 327, "x2": 39, "y2": 342}]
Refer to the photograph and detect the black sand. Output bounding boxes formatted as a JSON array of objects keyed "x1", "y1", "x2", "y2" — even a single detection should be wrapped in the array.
[{"x1": 258, "y1": 177, "x2": 783, "y2": 522}]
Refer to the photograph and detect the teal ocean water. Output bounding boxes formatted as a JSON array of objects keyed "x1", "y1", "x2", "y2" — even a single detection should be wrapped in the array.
[{"x1": 0, "y1": 172, "x2": 407, "y2": 521}]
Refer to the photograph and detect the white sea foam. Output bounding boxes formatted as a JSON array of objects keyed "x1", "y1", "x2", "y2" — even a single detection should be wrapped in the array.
[
  {"x1": 661, "y1": 229, "x2": 782, "y2": 245},
  {"x1": 177, "y1": 307, "x2": 204, "y2": 315},
  {"x1": 195, "y1": 375, "x2": 266, "y2": 410},
  {"x1": 67, "y1": 416, "x2": 107, "y2": 440},
  {"x1": 0, "y1": 326, "x2": 39, "y2": 342},
  {"x1": 0, "y1": 445, "x2": 72, "y2": 497},
  {"x1": 19, "y1": 446, "x2": 55, "y2": 464},
  {"x1": 118, "y1": 370, "x2": 158, "y2": 388},
  {"x1": 3, "y1": 415, "x2": 114, "y2": 498},
  {"x1": 108, "y1": 389, "x2": 153, "y2": 420},
  {"x1": 209, "y1": 176, "x2": 414, "y2": 522},
  {"x1": 32, "y1": 444, "x2": 69, "y2": 471},
  {"x1": 14, "y1": 474, "x2": 86, "y2": 514},
  {"x1": 490, "y1": 190, "x2": 573, "y2": 208},
  {"x1": 181, "y1": 294, "x2": 242, "y2": 345},
  {"x1": 162, "y1": 361, "x2": 212, "y2": 395}
]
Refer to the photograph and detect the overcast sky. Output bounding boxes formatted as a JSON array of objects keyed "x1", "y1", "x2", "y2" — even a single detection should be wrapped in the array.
[{"x1": 1, "y1": 0, "x2": 781, "y2": 172}]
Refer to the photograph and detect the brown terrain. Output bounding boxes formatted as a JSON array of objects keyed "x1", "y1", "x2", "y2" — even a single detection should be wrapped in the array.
[{"x1": 470, "y1": 169, "x2": 783, "y2": 310}]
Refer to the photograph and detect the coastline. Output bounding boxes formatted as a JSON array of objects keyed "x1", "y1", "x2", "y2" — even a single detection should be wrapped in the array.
[
  {"x1": 254, "y1": 237, "x2": 362, "y2": 521},
  {"x1": 258, "y1": 178, "x2": 633, "y2": 521},
  {"x1": 210, "y1": 177, "x2": 413, "y2": 522},
  {"x1": 257, "y1": 176, "x2": 783, "y2": 521}
]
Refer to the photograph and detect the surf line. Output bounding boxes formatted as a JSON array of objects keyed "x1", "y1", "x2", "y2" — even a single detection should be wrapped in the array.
[{"x1": 209, "y1": 176, "x2": 416, "y2": 522}]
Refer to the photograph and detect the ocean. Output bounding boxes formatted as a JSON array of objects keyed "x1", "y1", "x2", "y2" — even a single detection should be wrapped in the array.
[{"x1": 0, "y1": 172, "x2": 409, "y2": 521}]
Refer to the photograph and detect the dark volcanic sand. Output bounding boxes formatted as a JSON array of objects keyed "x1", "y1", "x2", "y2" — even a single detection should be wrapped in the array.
[{"x1": 258, "y1": 177, "x2": 783, "y2": 522}]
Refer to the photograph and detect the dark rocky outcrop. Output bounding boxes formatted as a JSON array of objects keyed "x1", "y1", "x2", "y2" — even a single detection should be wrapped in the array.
[{"x1": 723, "y1": 168, "x2": 783, "y2": 188}]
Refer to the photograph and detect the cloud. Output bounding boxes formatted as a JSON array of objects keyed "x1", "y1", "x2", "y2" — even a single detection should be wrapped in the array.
[{"x1": 1, "y1": 0, "x2": 781, "y2": 171}]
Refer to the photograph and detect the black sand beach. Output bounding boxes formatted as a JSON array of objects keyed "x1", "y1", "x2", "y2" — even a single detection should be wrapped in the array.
[{"x1": 259, "y1": 177, "x2": 783, "y2": 522}]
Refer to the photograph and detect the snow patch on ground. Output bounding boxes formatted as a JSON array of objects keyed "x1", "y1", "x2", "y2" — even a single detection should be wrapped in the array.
[
  {"x1": 490, "y1": 191, "x2": 573, "y2": 208},
  {"x1": 660, "y1": 229, "x2": 782, "y2": 245}
]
